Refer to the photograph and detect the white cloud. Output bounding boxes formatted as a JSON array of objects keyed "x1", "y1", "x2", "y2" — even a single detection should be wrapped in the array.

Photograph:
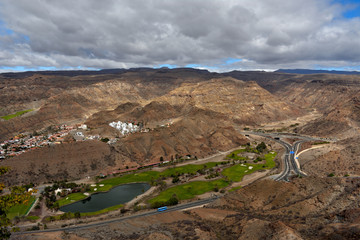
[{"x1": 0, "y1": 0, "x2": 359, "y2": 71}]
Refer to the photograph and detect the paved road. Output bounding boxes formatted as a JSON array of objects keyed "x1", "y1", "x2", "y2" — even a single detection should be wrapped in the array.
[
  {"x1": 241, "y1": 131, "x2": 317, "y2": 182},
  {"x1": 12, "y1": 197, "x2": 218, "y2": 236}
]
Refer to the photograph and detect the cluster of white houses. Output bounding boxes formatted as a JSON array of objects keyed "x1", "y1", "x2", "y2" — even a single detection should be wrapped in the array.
[{"x1": 109, "y1": 121, "x2": 140, "y2": 135}]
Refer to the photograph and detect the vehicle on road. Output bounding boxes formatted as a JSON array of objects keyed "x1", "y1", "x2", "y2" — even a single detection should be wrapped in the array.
[{"x1": 157, "y1": 206, "x2": 167, "y2": 212}]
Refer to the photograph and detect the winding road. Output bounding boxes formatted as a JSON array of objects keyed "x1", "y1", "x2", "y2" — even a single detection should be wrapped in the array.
[
  {"x1": 241, "y1": 131, "x2": 320, "y2": 182},
  {"x1": 12, "y1": 131, "x2": 325, "y2": 236}
]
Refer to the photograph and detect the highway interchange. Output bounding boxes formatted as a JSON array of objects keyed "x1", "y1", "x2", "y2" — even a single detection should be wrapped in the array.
[{"x1": 242, "y1": 131, "x2": 322, "y2": 181}]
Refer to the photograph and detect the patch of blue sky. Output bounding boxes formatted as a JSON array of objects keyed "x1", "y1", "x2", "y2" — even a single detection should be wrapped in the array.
[
  {"x1": 224, "y1": 58, "x2": 242, "y2": 65},
  {"x1": 0, "y1": 20, "x2": 14, "y2": 36},
  {"x1": 0, "y1": 66, "x2": 101, "y2": 72},
  {"x1": 155, "y1": 64, "x2": 178, "y2": 69},
  {"x1": 332, "y1": 0, "x2": 360, "y2": 18},
  {"x1": 184, "y1": 58, "x2": 243, "y2": 71},
  {"x1": 185, "y1": 64, "x2": 218, "y2": 70},
  {"x1": 0, "y1": 66, "x2": 35, "y2": 72}
]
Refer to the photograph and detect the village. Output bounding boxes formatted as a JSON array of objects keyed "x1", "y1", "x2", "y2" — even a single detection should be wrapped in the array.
[
  {"x1": 0, "y1": 124, "x2": 99, "y2": 160},
  {"x1": 0, "y1": 119, "x2": 157, "y2": 160}
]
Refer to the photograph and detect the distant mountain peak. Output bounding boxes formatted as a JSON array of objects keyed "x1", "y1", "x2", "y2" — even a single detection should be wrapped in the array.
[{"x1": 276, "y1": 69, "x2": 360, "y2": 75}]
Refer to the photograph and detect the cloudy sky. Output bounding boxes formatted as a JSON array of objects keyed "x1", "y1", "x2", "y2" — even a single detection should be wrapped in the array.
[{"x1": 1, "y1": 0, "x2": 360, "y2": 72}]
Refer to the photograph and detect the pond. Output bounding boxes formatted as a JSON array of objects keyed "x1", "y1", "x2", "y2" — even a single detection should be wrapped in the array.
[{"x1": 60, "y1": 183, "x2": 151, "y2": 213}]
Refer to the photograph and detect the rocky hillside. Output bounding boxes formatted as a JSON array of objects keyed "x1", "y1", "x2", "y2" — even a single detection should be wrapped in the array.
[
  {"x1": 156, "y1": 77, "x2": 303, "y2": 125},
  {"x1": 0, "y1": 141, "x2": 113, "y2": 186},
  {"x1": 0, "y1": 68, "x2": 216, "y2": 141},
  {"x1": 86, "y1": 101, "x2": 248, "y2": 166},
  {"x1": 299, "y1": 95, "x2": 360, "y2": 137}
]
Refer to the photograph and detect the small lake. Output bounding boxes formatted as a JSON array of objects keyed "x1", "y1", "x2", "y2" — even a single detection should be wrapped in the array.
[{"x1": 60, "y1": 183, "x2": 151, "y2": 213}]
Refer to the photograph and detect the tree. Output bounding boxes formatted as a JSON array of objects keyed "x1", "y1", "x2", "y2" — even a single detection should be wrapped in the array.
[
  {"x1": 172, "y1": 176, "x2": 180, "y2": 183},
  {"x1": 256, "y1": 142, "x2": 267, "y2": 153},
  {"x1": 0, "y1": 167, "x2": 35, "y2": 239},
  {"x1": 74, "y1": 212, "x2": 81, "y2": 219},
  {"x1": 166, "y1": 194, "x2": 179, "y2": 206}
]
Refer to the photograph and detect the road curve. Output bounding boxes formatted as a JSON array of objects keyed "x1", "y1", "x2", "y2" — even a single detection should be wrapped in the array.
[{"x1": 241, "y1": 131, "x2": 315, "y2": 182}]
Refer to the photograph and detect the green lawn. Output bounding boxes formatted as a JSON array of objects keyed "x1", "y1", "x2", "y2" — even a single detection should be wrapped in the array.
[
  {"x1": 59, "y1": 163, "x2": 220, "y2": 207},
  {"x1": 264, "y1": 152, "x2": 277, "y2": 168},
  {"x1": 148, "y1": 179, "x2": 229, "y2": 204},
  {"x1": 228, "y1": 186, "x2": 242, "y2": 192},
  {"x1": 222, "y1": 151, "x2": 277, "y2": 182},
  {"x1": 222, "y1": 164, "x2": 261, "y2": 182},
  {"x1": 1, "y1": 109, "x2": 34, "y2": 120},
  {"x1": 57, "y1": 193, "x2": 90, "y2": 207},
  {"x1": 226, "y1": 147, "x2": 259, "y2": 160},
  {"x1": 56, "y1": 153, "x2": 276, "y2": 209},
  {"x1": 7, "y1": 197, "x2": 36, "y2": 220},
  {"x1": 26, "y1": 215, "x2": 40, "y2": 221},
  {"x1": 81, "y1": 203, "x2": 124, "y2": 217},
  {"x1": 100, "y1": 171, "x2": 160, "y2": 188},
  {"x1": 160, "y1": 162, "x2": 219, "y2": 177},
  {"x1": 46, "y1": 203, "x2": 124, "y2": 221},
  {"x1": 99, "y1": 162, "x2": 220, "y2": 189}
]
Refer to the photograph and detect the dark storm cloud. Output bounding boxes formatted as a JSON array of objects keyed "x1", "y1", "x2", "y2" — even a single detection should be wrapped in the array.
[{"x1": 0, "y1": 0, "x2": 360, "y2": 71}]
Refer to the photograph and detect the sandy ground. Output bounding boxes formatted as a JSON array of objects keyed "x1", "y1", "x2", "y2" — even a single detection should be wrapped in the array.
[
  {"x1": 298, "y1": 143, "x2": 342, "y2": 164},
  {"x1": 260, "y1": 110, "x2": 322, "y2": 130},
  {"x1": 228, "y1": 170, "x2": 270, "y2": 189},
  {"x1": 189, "y1": 208, "x2": 237, "y2": 221},
  {"x1": 16, "y1": 211, "x2": 195, "y2": 240}
]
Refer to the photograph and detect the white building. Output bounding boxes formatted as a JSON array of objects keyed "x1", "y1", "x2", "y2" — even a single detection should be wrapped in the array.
[{"x1": 109, "y1": 121, "x2": 139, "y2": 135}]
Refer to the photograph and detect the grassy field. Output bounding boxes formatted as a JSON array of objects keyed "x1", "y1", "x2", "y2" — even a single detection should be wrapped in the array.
[
  {"x1": 58, "y1": 163, "x2": 221, "y2": 207},
  {"x1": 160, "y1": 162, "x2": 219, "y2": 177},
  {"x1": 99, "y1": 171, "x2": 160, "y2": 189},
  {"x1": 226, "y1": 147, "x2": 259, "y2": 160},
  {"x1": 57, "y1": 152, "x2": 277, "y2": 209},
  {"x1": 228, "y1": 186, "x2": 242, "y2": 192},
  {"x1": 46, "y1": 203, "x2": 124, "y2": 221},
  {"x1": 99, "y1": 162, "x2": 220, "y2": 189},
  {"x1": 1, "y1": 109, "x2": 33, "y2": 120},
  {"x1": 26, "y1": 215, "x2": 40, "y2": 221},
  {"x1": 222, "y1": 151, "x2": 277, "y2": 182},
  {"x1": 148, "y1": 179, "x2": 229, "y2": 204},
  {"x1": 264, "y1": 152, "x2": 277, "y2": 168},
  {"x1": 7, "y1": 197, "x2": 36, "y2": 220},
  {"x1": 57, "y1": 192, "x2": 90, "y2": 207}
]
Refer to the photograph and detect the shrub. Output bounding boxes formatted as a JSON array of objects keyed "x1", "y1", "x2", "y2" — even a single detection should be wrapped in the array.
[
  {"x1": 256, "y1": 142, "x2": 267, "y2": 153},
  {"x1": 74, "y1": 212, "x2": 81, "y2": 219},
  {"x1": 172, "y1": 176, "x2": 180, "y2": 183},
  {"x1": 151, "y1": 201, "x2": 166, "y2": 209}
]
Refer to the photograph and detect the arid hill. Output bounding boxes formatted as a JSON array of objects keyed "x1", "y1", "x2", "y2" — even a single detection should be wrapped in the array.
[
  {"x1": 156, "y1": 77, "x2": 304, "y2": 124},
  {"x1": 3, "y1": 68, "x2": 360, "y2": 239},
  {"x1": 299, "y1": 95, "x2": 360, "y2": 137},
  {"x1": 0, "y1": 141, "x2": 113, "y2": 186},
  {"x1": 0, "y1": 68, "x2": 216, "y2": 141}
]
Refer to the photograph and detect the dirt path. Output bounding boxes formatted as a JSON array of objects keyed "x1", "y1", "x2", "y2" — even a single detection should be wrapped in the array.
[
  {"x1": 151, "y1": 146, "x2": 245, "y2": 173},
  {"x1": 125, "y1": 186, "x2": 157, "y2": 208},
  {"x1": 227, "y1": 170, "x2": 270, "y2": 189}
]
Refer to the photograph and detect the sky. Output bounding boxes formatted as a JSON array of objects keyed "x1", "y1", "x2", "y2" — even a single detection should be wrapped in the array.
[{"x1": 1, "y1": 0, "x2": 360, "y2": 73}]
